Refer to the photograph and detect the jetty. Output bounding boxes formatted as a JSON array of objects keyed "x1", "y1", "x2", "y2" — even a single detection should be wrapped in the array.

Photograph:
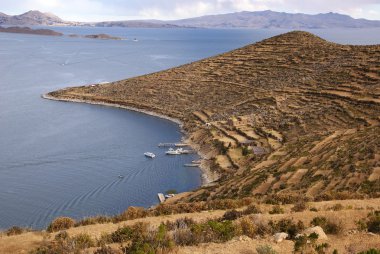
[
  {"x1": 184, "y1": 163, "x2": 201, "y2": 167},
  {"x1": 158, "y1": 143, "x2": 188, "y2": 147},
  {"x1": 157, "y1": 193, "x2": 166, "y2": 203}
]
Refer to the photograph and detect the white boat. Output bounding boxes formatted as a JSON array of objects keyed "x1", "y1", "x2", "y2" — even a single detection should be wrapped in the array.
[
  {"x1": 165, "y1": 148, "x2": 183, "y2": 155},
  {"x1": 144, "y1": 152, "x2": 156, "y2": 158}
]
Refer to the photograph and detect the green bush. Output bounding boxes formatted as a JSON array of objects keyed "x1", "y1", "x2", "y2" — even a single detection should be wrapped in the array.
[
  {"x1": 47, "y1": 217, "x2": 75, "y2": 232},
  {"x1": 110, "y1": 225, "x2": 135, "y2": 243},
  {"x1": 256, "y1": 244, "x2": 278, "y2": 254},
  {"x1": 358, "y1": 249, "x2": 380, "y2": 254}
]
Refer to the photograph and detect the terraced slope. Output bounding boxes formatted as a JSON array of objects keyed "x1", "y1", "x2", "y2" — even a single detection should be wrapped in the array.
[{"x1": 47, "y1": 31, "x2": 380, "y2": 203}]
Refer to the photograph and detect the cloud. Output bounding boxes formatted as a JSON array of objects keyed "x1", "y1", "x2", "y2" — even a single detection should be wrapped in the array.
[{"x1": 1, "y1": 0, "x2": 380, "y2": 21}]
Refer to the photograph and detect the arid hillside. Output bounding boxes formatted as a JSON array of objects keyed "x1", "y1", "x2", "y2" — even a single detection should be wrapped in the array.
[{"x1": 48, "y1": 31, "x2": 380, "y2": 204}]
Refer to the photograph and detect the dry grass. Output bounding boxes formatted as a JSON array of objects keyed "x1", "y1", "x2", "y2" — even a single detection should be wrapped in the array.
[{"x1": 0, "y1": 199, "x2": 379, "y2": 254}]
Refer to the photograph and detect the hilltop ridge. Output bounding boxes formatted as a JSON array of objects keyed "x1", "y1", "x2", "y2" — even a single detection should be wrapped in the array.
[
  {"x1": 1, "y1": 10, "x2": 380, "y2": 28},
  {"x1": 47, "y1": 31, "x2": 380, "y2": 204}
]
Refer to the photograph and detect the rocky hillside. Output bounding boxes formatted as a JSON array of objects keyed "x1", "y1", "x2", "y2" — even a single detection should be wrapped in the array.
[{"x1": 48, "y1": 31, "x2": 380, "y2": 204}]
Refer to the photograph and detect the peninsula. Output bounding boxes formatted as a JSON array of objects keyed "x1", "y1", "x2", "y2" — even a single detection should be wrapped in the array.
[
  {"x1": 0, "y1": 26, "x2": 63, "y2": 36},
  {"x1": 46, "y1": 31, "x2": 380, "y2": 204},
  {"x1": 2, "y1": 31, "x2": 379, "y2": 254}
]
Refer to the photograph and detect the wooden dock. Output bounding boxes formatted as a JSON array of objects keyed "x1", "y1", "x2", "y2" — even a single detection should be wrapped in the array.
[
  {"x1": 157, "y1": 193, "x2": 166, "y2": 203},
  {"x1": 158, "y1": 143, "x2": 188, "y2": 147}
]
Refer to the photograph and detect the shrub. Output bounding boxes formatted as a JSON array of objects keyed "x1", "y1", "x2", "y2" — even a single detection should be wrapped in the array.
[
  {"x1": 256, "y1": 244, "x2": 278, "y2": 254},
  {"x1": 358, "y1": 249, "x2": 380, "y2": 254},
  {"x1": 242, "y1": 146, "x2": 250, "y2": 156},
  {"x1": 31, "y1": 232, "x2": 94, "y2": 253},
  {"x1": 112, "y1": 206, "x2": 147, "y2": 223},
  {"x1": 75, "y1": 216, "x2": 111, "y2": 227},
  {"x1": 110, "y1": 226, "x2": 135, "y2": 243},
  {"x1": 357, "y1": 211, "x2": 380, "y2": 233},
  {"x1": 207, "y1": 220, "x2": 237, "y2": 242},
  {"x1": 269, "y1": 219, "x2": 304, "y2": 239},
  {"x1": 122, "y1": 223, "x2": 176, "y2": 254},
  {"x1": 47, "y1": 217, "x2": 75, "y2": 232},
  {"x1": 239, "y1": 217, "x2": 257, "y2": 238},
  {"x1": 269, "y1": 205, "x2": 284, "y2": 214},
  {"x1": 311, "y1": 216, "x2": 327, "y2": 227},
  {"x1": 315, "y1": 243, "x2": 330, "y2": 254},
  {"x1": 189, "y1": 219, "x2": 239, "y2": 244},
  {"x1": 222, "y1": 209, "x2": 242, "y2": 221},
  {"x1": 310, "y1": 216, "x2": 343, "y2": 235},
  {"x1": 294, "y1": 234, "x2": 321, "y2": 253},
  {"x1": 165, "y1": 217, "x2": 195, "y2": 231},
  {"x1": 242, "y1": 204, "x2": 262, "y2": 215},
  {"x1": 71, "y1": 233, "x2": 95, "y2": 249},
  {"x1": 367, "y1": 211, "x2": 380, "y2": 234},
  {"x1": 172, "y1": 228, "x2": 196, "y2": 246},
  {"x1": 54, "y1": 231, "x2": 69, "y2": 241},
  {"x1": 291, "y1": 200, "x2": 307, "y2": 212},
  {"x1": 6, "y1": 226, "x2": 24, "y2": 236},
  {"x1": 330, "y1": 203, "x2": 344, "y2": 211},
  {"x1": 94, "y1": 246, "x2": 121, "y2": 254}
]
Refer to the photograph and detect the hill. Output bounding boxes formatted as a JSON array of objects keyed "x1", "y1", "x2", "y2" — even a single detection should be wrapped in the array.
[
  {"x1": 0, "y1": 10, "x2": 70, "y2": 26},
  {"x1": 170, "y1": 10, "x2": 380, "y2": 28},
  {"x1": 47, "y1": 31, "x2": 380, "y2": 205},
  {"x1": 1, "y1": 10, "x2": 380, "y2": 28}
]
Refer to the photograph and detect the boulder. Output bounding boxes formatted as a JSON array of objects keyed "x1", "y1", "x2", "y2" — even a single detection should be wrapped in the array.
[
  {"x1": 274, "y1": 232, "x2": 288, "y2": 242},
  {"x1": 302, "y1": 226, "x2": 328, "y2": 240}
]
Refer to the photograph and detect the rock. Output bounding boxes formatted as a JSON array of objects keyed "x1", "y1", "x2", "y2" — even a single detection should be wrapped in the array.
[
  {"x1": 302, "y1": 226, "x2": 328, "y2": 240},
  {"x1": 274, "y1": 232, "x2": 288, "y2": 242}
]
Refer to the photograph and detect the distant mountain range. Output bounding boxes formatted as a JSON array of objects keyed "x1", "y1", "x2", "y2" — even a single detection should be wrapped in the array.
[
  {"x1": 0, "y1": 10, "x2": 68, "y2": 26},
  {"x1": 1, "y1": 10, "x2": 380, "y2": 29}
]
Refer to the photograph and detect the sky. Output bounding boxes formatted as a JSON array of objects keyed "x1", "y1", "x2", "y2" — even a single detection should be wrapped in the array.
[{"x1": 1, "y1": 0, "x2": 380, "y2": 22}]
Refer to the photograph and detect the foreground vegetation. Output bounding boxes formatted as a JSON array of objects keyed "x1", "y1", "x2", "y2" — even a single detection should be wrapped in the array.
[{"x1": 1, "y1": 199, "x2": 379, "y2": 253}]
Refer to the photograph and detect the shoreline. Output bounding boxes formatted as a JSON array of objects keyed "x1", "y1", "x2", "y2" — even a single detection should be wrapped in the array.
[{"x1": 42, "y1": 93, "x2": 214, "y2": 185}]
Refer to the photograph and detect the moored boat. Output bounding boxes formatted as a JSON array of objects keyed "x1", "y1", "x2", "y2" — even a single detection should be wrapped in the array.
[
  {"x1": 165, "y1": 148, "x2": 182, "y2": 155},
  {"x1": 144, "y1": 152, "x2": 156, "y2": 158}
]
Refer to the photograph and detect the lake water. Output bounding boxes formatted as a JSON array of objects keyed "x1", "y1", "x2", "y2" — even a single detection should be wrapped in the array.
[{"x1": 1, "y1": 27, "x2": 379, "y2": 230}]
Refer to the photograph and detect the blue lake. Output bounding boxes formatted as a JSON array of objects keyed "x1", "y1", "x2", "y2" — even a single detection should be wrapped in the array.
[{"x1": 0, "y1": 27, "x2": 379, "y2": 229}]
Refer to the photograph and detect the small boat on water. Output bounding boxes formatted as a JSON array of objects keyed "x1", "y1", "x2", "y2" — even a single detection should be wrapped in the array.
[
  {"x1": 165, "y1": 148, "x2": 183, "y2": 155},
  {"x1": 144, "y1": 152, "x2": 156, "y2": 158},
  {"x1": 118, "y1": 175, "x2": 124, "y2": 178}
]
